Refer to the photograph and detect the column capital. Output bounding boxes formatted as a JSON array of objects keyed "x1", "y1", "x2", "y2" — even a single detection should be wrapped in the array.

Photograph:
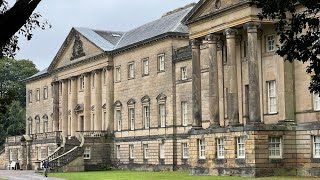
[
  {"x1": 82, "y1": 72, "x2": 90, "y2": 77},
  {"x1": 244, "y1": 22, "x2": 261, "y2": 32},
  {"x1": 69, "y1": 76, "x2": 77, "y2": 81},
  {"x1": 190, "y1": 38, "x2": 201, "y2": 48},
  {"x1": 224, "y1": 28, "x2": 238, "y2": 37},
  {"x1": 92, "y1": 68, "x2": 102, "y2": 75},
  {"x1": 205, "y1": 34, "x2": 220, "y2": 43},
  {"x1": 60, "y1": 79, "x2": 68, "y2": 83},
  {"x1": 104, "y1": 65, "x2": 114, "y2": 71}
]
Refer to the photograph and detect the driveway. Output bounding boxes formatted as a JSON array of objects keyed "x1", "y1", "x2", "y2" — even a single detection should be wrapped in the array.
[{"x1": 0, "y1": 170, "x2": 64, "y2": 180}]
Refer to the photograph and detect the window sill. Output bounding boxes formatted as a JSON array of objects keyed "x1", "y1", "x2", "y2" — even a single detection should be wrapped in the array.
[
  {"x1": 262, "y1": 51, "x2": 276, "y2": 57},
  {"x1": 214, "y1": 158, "x2": 227, "y2": 164},
  {"x1": 142, "y1": 74, "x2": 149, "y2": 77},
  {"x1": 115, "y1": 81, "x2": 121, "y2": 83},
  {"x1": 158, "y1": 70, "x2": 165, "y2": 73},
  {"x1": 264, "y1": 112, "x2": 278, "y2": 116},
  {"x1": 128, "y1": 77, "x2": 135, "y2": 80},
  {"x1": 79, "y1": 90, "x2": 84, "y2": 92}
]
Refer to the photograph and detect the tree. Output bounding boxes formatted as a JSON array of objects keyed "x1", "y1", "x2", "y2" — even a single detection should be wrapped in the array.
[
  {"x1": 5, "y1": 101, "x2": 26, "y2": 136},
  {"x1": 251, "y1": 0, "x2": 320, "y2": 93},
  {"x1": 0, "y1": 0, "x2": 50, "y2": 58}
]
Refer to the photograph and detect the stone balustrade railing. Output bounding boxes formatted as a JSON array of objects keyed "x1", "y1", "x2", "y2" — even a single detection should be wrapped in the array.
[
  {"x1": 76, "y1": 131, "x2": 108, "y2": 137},
  {"x1": 6, "y1": 136, "x2": 22, "y2": 143},
  {"x1": 32, "y1": 131, "x2": 62, "y2": 140}
]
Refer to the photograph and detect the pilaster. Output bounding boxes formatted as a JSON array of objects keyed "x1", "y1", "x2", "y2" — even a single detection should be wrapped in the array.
[
  {"x1": 105, "y1": 65, "x2": 114, "y2": 134},
  {"x1": 94, "y1": 69, "x2": 103, "y2": 131},
  {"x1": 61, "y1": 79, "x2": 69, "y2": 137},
  {"x1": 84, "y1": 73, "x2": 91, "y2": 131},
  {"x1": 70, "y1": 76, "x2": 78, "y2": 136}
]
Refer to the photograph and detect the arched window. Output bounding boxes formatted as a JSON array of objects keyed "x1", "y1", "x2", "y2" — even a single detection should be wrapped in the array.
[
  {"x1": 27, "y1": 117, "x2": 33, "y2": 135},
  {"x1": 114, "y1": 101, "x2": 122, "y2": 131},
  {"x1": 156, "y1": 93, "x2": 167, "y2": 128},
  {"x1": 141, "y1": 95, "x2": 151, "y2": 129},
  {"x1": 35, "y1": 115, "x2": 40, "y2": 134},
  {"x1": 43, "y1": 114, "x2": 48, "y2": 133},
  {"x1": 127, "y1": 99, "x2": 136, "y2": 131}
]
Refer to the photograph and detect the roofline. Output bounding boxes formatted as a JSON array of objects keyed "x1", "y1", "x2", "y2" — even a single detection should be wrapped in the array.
[
  {"x1": 184, "y1": 0, "x2": 251, "y2": 26},
  {"x1": 24, "y1": 72, "x2": 50, "y2": 83},
  {"x1": 111, "y1": 32, "x2": 189, "y2": 55}
]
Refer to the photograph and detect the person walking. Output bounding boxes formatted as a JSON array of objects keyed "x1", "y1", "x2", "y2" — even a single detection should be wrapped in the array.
[{"x1": 42, "y1": 159, "x2": 50, "y2": 177}]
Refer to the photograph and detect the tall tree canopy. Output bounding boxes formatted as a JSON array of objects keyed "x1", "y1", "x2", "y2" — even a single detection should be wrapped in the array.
[
  {"x1": 0, "y1": 0, "x2": 49, "y2": 58},
  {"x1": 251, "y1": 0, "x2": 320, "y2": 93}
]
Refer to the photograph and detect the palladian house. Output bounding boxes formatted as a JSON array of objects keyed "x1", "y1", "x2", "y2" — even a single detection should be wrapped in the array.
[{"x1": 1, "y1": 0, "x2": 320, "y2": 177}]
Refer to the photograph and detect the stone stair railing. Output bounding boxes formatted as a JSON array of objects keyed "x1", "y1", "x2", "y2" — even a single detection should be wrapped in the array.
[
  {"x1": 0, "y1": 145, "x2": 4, "y2": 155},
  {"x1": 42, "y1": 132, "x2": 65, "y2": 162},
  {"x1": 49, "y1": 132, "x2": 85, "y2": 171}
]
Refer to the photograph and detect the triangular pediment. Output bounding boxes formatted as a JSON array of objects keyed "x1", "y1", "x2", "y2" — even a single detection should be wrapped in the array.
[
  {"x1": 47, "y1": 28, "x2": 106, "y2": 72},
  {"x1": 183, "y1": 0, "x2": 241, "y2": 24}
]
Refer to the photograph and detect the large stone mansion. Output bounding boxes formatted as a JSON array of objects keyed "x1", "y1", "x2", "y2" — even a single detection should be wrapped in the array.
[{"x1": 1, "y1": 0, "x2": 320, "y2": 177}]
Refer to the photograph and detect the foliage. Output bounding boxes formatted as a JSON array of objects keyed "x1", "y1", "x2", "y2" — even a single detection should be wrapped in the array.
[
  {"x1": 6, "y1": 101, "x2": 26, "y2": 136},
  {"x1": 0, "y1": 57, "x2": 38, "y2": 145},
  {"x1": 250, "y1": 0, "x2": 320, "y2": 93},
  {"x1": 0, "y1": 0, "x2": 50, "y2": 58},
  {"x1": 49, "y1": 171, "x2": 320, "y2": 180}
]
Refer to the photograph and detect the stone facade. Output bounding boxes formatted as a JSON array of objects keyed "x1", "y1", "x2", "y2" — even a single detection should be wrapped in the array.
[{"x1": 1, "y1": 0, "x2": 320, "y2": 177}]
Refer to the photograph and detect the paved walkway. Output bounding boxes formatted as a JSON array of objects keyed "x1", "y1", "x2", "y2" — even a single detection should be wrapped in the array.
[{"x1": 0, "y1": 170, "x2": 64, "y2": 180}]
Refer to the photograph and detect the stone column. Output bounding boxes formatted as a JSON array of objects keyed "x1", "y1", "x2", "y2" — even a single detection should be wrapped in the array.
[
  {"x1": 206, "y1": 34, "x2": 220, "y2": 127},
  {"x1": 191, "y1": 39, "x2": 202, "y2": 128},
  {"x1": 84, "y1": 73, "x2": 91, "y2": 131},
  {"x1": 61, "y1": 79, "x2": 68, "y2": 137},
  {"x1": 52, "y1": 81, "x2": 60, "y2": 132},
  {"x1": 70, "y1": 77, "x2": 78, "y2": 136},
  {"x1": 246, "y1": 22, "x2": 261, "y2": 123},
  {"x1": 94, "y1": 69, "x2": 102, "y2": 131},
  {"x1": 105, "y1": 66, "x2": 114, "y2": 134},
  {"x1": 225, "y1": 28, "x2": 239, "y2": 125}
]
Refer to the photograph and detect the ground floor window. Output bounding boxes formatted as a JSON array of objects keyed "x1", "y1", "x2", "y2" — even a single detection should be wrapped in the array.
[
  {"x1": 269, "y1": 137, "x2": 282, "y2": 158},
  {"x1": 237, "y1": 136, "x2": 245, "y2": 158},
  {"x1": 182, "y1": 143, "x2": 189, "y2": 159},
  {"x1": 129, "y1": 144, "x2": 134, "y2": 159},
  {"x1": 313, "y1": 136, "x2": 320, "y2": 158},
  {"x1": 116, "y1": 145, "x2": 121, "y2": 159},
  {"x1": 84, "y1": 147, "x2": 91, "y2": 159},
  {"x1": 198, "y1": 139, "x2": 206, "y2": 159},
  {"x1": 144, "y1": 144, "x2": 149, "y2": 159}
]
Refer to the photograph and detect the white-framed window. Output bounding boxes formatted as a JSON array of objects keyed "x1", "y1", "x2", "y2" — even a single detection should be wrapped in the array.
[
  {"x1": 181, "y1": 67, "x2": 188, "y2": 80},
  {"x1": 129, "y1": 144, "x2": 134, "y2": 159},
  {"x1": 181, "y1": 101, "x2": 188, "y2": 126},
  {"x1": 266, "y1": 34, "x2": 275, "y2": 52},
  {"x1": 115, "y1": 66, "x2": 121, "y2": 82},
  {"x1": 182, "y1": 143, "x2": 189, "y2": 159},
  {"x1": 269, "y1": 137, "x2": 282, "y2": 158},
  {"x1": 116, "y1": 110, "x2": 122, "y2": 131},
  {"x1": 267, "y1": 80, "x2": 277, "y2": 114},
  {"x1": 129, "y1": 108, "x2": 135, "y2": 130},
  {"x1": 128, "y1": 63, "x2": 135, "y2": 79},
  {"x1": 217, "y1": 138, "x2": 225, "y2": 159},
  {"x1": 36, "y1": 89, "x2": 40, "y2": 101},
  {"x1": 143, "y1": 144, "x2": 149, "y2": 159},
  {"x1": 28, "y1": 90, "x2": 32, "y2": 103},
  {"x1": 158, "y1": 54, "x2": 165, "y2": 72},
  {"x1": 198, "y1": 139, "x2": 206, "y2": 159},
  {"x1": 159, "y1": 143, "x2": 165, "y2": 159},
  {"x1": 237, "y1": 137, "x2": 245, "y2": 158},
  {"x1": 83, "y1": 147, "x2": 91, "y2": 159},
  {"x1": 142, "y1": 59, "x2": 149, "y2": 75},
  {"x1": 37, "y1": 147, "x2": 41, "y2": 160},
  {"x1": 116, "y1": 145, "x2": 121, "y2": 159},
  {"x1": 43, "y1": 87, "x2": 48, "y2": 99},
  {"x1": 80, "y1": 76, "x2": 84, "y2": 90},
  {"x1": 144, "y1": 106, "x2": 150, "y2": 129},
  {"x1": 159, "y1": 104, "x2": 166, "y2": 127},
  {"x1": 313, "y1": 136, "x2": 320, "y2": 158},
  {"x1": 314, "y1": 93, "x2": 320, "y2": 111}
]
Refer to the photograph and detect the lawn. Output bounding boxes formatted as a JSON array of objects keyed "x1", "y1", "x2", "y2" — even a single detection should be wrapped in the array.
[{"x1": 50, "y1": 171, "x2": 320, "y2": 180}]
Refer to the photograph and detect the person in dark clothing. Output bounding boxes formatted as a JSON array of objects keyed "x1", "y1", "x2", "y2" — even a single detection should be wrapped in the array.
[{"x1": 42, "y1": 159, "x2": 50, "y2": 177}]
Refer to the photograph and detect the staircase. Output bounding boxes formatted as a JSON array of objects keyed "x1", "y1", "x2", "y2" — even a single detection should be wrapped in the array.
[{"x1": 42, "y1": 133, "x2": 85, "y2": 172}]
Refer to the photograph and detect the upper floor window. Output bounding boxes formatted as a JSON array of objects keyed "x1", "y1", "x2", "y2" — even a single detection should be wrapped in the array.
[
  {"x1": 79, "y1": 76, "x2": 84, "y2": 91},
  {"x1": 43, "y1": 87, "x2": 48, "y2": 99},
  {"x1": 141, "y1": 95, "x2": 151, "y2": 129},
  {"x1": 142, "y1": 58, "x2": 149, "y2": 76},
  {"x1": 313, "y1": 136, "x2": 320, "y2": 158},
  {"x1": 267, "y1": 80, "x2": 277, "y2": 114},
  {"x1": 129, "y1": 107, "x2": 135, "y2": 131},
  {"x1": 128, "y1": 63, "x2": 135, "y2": 79},
  {"x1": 181, "y1": 67, "x2": 188, "y2": 80},
  {"x1": 36, "y1": 89, "x2": 40, "y2": 101},
  {"x1": 217, "y1": 138, "x2": 225, "y2": 159},
  {"x1": 198, "y1": 139, "x2": 206, "y2": 159},
  {"x1": 158, "y1": 54, "x2": 165, "y2": 72},
  {"x1": 159, "y1": 104, "x2": 166, "y2": 127},
  {"x1": 115, "y1": 66, "x2": 121, "y2": 82},
  {"x1": 269, "y1": 137, "x2": 282, "y2": 158},
  {"x1": 182, "y1": 101, "x2": 188, "y2": 126},
  {"x1": 237, "y1": 136, "x2": 245, "y2": 158},
  {"x1": 314, "y1": 93, "x2": 320, "y2": 111},
  {"x1": 28, "y1": 90, "x2": 32, "y2": 103},
  {"x1": 116, "y1": 110, "x2": 122, "y2": 131},
  {"x1": 266, "y1": 35, "x2": 275, "y2": 52}
]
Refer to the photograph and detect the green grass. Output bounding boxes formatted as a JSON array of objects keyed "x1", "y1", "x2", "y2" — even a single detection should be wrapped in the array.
[
  {"x1": 50, "y1": 171, "x2": 320, "y2": 180},
  {"x1": 0, "y1": 179, "x2": 7, "y2": 180}
]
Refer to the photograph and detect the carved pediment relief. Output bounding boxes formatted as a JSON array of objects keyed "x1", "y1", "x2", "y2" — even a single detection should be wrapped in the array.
[
  {"x1": 71, "y1": 34, "x2": 86, "y2": 60},
  {"x1": 127, "y1": 98, "x2": 136, "y2": 105},
  {"x1": 141, "y1": 95, "x2": 151, "y2": 104},
  {"x1": 156, "y1": 93, "x2": 167, "y2": 102},
  {"x1": 114, "y1": 101, "x2": 122, "y2": 107}
]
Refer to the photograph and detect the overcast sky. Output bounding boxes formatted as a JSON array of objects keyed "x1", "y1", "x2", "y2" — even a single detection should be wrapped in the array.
[{"x1": 13, "y1": 0, "x2": 196, "y2": 70}]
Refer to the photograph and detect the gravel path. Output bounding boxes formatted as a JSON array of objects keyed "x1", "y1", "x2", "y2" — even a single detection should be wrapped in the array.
[{"x1": 0, "y1": 170, "x2": 64, "y2": 180}]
